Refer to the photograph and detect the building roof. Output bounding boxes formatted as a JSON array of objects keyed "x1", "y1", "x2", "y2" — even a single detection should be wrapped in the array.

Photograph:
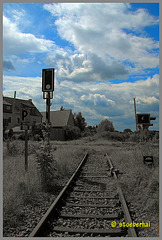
[
  {"x1": 41, "y1": 110, "x2": 74, "y2": 127},
  {"x1": 3, "y1": 96, "x2": 42, "y2": 117},
  {"x1": 3, "y1": 100, "x2": 12, "y2": 105}
]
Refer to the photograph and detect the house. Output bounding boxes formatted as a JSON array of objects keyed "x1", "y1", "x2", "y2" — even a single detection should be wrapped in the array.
[
  {"x1": 3, "y1": 96, "x2": 42, "y2": 130},
  {"x1": 3, "y1": 100, "x2": 12, "y2": 129},
  {"x1": 41, "y1": 109, "x2": 75, "y2": 141}
]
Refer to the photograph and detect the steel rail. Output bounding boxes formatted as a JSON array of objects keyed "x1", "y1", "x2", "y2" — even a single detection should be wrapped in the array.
[
  {"x1": 106, "y1": 153, "x2": 137, "y2": 237},
  {"x1": 29, "y1": 152, "x2": 88, "y2": 237}
]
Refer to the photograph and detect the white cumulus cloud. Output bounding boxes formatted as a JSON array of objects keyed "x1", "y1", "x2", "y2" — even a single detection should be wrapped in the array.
[
  {"x1": 3, "y1": 16, "x2": 55, "y2": 55},
  {"x1": 44, "y1": 3, "x2": 159, "y2": 70},
  {"x1": 3, "y1": 73, "x2": 159, "y2": 130}
]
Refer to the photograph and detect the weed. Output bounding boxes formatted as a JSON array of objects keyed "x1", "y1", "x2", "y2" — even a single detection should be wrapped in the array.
[
  {"x1": 6, "y1": 139, "x2": 20, "y2": 156},
  {"x1": 54, "y1": 145, "x2": 84, "y2": 179},
  {"x1": 35, "y1": 138, "x2": 57, "y2": 192}
]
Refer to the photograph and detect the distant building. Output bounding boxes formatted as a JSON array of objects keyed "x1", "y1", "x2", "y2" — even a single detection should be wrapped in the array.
[
  {"x1": 41, "y1": 109, "x2": 75, "y2": 141},
  {"x1": 3, "y1": 96, "x2": 42, "y2": 130}
]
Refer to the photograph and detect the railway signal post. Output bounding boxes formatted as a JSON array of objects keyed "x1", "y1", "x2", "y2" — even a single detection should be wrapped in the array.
[
  {"x1": 136, "y1": 113, "x2": 156, "y2": 131},
  {"x1": 42, "y1": 68, "x2": 55, "y2": 140},
  {"x1": 133, "y1": 98, "x2": 156, "y2": 131}
]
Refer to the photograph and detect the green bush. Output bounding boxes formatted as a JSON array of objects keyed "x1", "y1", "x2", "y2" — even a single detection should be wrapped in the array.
[
  {"x1": 35, "y1": 138, "x2": 57, "y2": 192},
  {"x1": 6, "y1": 140, "x2": 21, "y2": 156},
  {"x1": 64, "y1": 125, "x2": 81, "y2": 140},
  {"x1": 129, "y1": 130, "x2": 159, "y2": 143},
  {"x1": 123, "y1": 132, "x2": 131, "y2": 141},
  {"x1": 151, "y1": 131, "x2": 159, "y2": 143},
  {"x1": 110, "y1": 132, "x2": 125, "y2": 141},
  {"x1": 94, "y1": 131, "x2": 125, "y2": 141},
  {"x1": 97, "y1": 119, "x2": 114, "y2": 132},
  {"x1": 16, "y1": 133, "x2": 30, "y2": 141},
  {"x1": 124, "y1": 128, "x2": 132, "y2": 133},
  {"x1": 81, "y1": 127, "x2": 97, "y2": 137},
  {"x1": 30, "y1": 124, "x2": 44, "y2": 141}
]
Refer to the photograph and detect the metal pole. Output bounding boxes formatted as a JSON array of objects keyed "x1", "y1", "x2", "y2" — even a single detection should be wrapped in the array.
[
  {"x1": 25, "y1": 129, "x2": 28, "y2": 172},
  {"x1": 46, "y1": 92, "x2": 50, "y2": 124},
  {"x1": 48, "y1": 92, "x2": 50, "y2": 124},
  {"x1": 134, "y1": 98, "x2": 137, "y2": 131},
  {"x1": 46, "y1": 92, "x2": 51, "y2": 142}
]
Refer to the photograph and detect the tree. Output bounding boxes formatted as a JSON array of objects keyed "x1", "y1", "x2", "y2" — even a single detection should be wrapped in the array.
[
  {"x1": 124, "y1": 128, "x2": 132, "y2": 133},
  {"x1": 74, "y1": 112, "x2": 87, "y2": 132},
  {"x1": 60, "y1": 106, "x2": 65, "y2": 111},
  {"x1": 97, "y1": 119, "x2": 114, "y2": 132}
]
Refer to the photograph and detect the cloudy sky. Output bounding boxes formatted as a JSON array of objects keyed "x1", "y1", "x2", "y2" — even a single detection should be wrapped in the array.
[{"x1": 3, "y1": 2, "x2": 159, "y2": 131}]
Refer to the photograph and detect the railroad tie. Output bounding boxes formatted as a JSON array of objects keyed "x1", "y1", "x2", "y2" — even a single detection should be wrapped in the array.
[
  {"x1": 65, "y1": 203, "x2": 120, "y2": 208},
  {"x1": 59, "y1": 213, "x2": 120, "y2": 219},
  {"x1": 53, "y1": 227, "x2": 127, "y2": 237}
]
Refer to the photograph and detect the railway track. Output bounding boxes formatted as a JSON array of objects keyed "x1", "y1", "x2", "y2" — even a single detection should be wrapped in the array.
[{"x1": 29, "y1": 152, "x2": 137, "y2": 237}]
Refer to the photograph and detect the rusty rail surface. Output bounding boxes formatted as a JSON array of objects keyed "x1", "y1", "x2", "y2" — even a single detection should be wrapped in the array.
[
  {"x1": 106, "y1": 153, "x2": 137, "y2": 237},
  {"x1": 29, "y1": 152, "x2": 88, "y2": 237}
]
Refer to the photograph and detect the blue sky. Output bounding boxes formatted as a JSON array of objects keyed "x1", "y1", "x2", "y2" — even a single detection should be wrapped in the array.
[{"x1": 3, "y1": 3, "x2": 159, "y2": 131}]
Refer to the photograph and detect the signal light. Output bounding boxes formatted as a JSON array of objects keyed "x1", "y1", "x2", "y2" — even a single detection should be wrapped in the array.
[
  {"x1": 42, "y1": 68, "x2": 54, "y2": 92},
  {"x1": 136, "y1": 114, "x2": 150, "y2": 124}
]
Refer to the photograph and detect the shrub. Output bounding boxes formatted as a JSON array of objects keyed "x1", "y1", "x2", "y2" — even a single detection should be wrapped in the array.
[
  {"x1": 94, "y1": 131, "x2": 125, "y2": 142},
  {"x1": 129, "y1": 132, "x2": 140, "y2": 142},
  {"x1": 150, "y1": 131, "x2": 159, "y2": 143},
  {"x1": 35, "y1": 135, "x2": 57, "y2": 192},
  {"x1": 128, "y1": 130, "x2": 159, "y2": 143},
  {"x1": 6, "y1": 140, "x2": 19, "y2": 156},
  {"x1": 64, "y1": 125, "x2": 81, "y2": 140},
  {"x1": 110, "y1": 132, "x2": 125, "y2": 141},
  {"x1": 6, "y1": 139, "x2": 25, "y2": 156},
  {"x1": 123, "y1": 133, "x2": 131, "y2": 141},
  {"x1": 97, "y1": 119, "x2": 114, "y2": 132},
  {"x1": 124, "y1": 128, "x2": 132, "y2": 133},
  {"x1": 81, "y1": 127, "x2": 97, "y2": 138},
  {"x1": 30, "y1": 124, "x2": 44, "y2": 141},
  {"x1": 33, "y1": 134, "x2": 43, "y2": 141},
  {"x1": 17, "y1": 133, "x2": 25, "y2": 141}
]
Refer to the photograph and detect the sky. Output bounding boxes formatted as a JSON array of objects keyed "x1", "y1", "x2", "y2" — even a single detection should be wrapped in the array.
[{"x1": 3, "y1": 2, "x2": 159, "y2": 131}]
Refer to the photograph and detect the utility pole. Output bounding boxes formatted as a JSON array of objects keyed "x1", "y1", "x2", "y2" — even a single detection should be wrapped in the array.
[{"x1": 134, "y1": 98, "x2": 137, "y2": 131}]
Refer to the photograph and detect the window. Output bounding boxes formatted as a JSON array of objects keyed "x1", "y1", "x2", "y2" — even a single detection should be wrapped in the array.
[
  {"x1": 17, "y1": 118, "x2": 20, "y2": 123},
  {"x1": 30, "y1": 108, "x2": 35, "y2": 115},
  {"x1": 6, "y1": 105, "x2": 11, "y2": 111}
]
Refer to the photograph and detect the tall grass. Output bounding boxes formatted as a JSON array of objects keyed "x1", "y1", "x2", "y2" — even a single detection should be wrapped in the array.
[
  {"x1": 107, "y1": 142, "x2": 159, "y2": 216},
  {"x1": 3, "y1": 153, "x2": 40, "y2": 213},
  {"x1": 54, "y1": 144, "x2": 84, "y2": 178},
  {"x1": 3, "y1": 140, "x2": 85, "y2": 214},
  {"x1": 3, "y1": 138, "x2": 159, "y2": 236}
]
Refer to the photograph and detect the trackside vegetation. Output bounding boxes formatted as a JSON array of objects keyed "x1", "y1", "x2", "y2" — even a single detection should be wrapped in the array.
[{"x1": 3, "y1": 117, "x2": 159, "y2": 237}]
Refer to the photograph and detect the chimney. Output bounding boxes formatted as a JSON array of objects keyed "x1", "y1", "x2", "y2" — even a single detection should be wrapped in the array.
[
  {"x1": 14, "y1": 91, "x2": 16, "y2": 98},
  {"x1": 28, "y1": 99, "x2": 32, "y2": 102}
]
